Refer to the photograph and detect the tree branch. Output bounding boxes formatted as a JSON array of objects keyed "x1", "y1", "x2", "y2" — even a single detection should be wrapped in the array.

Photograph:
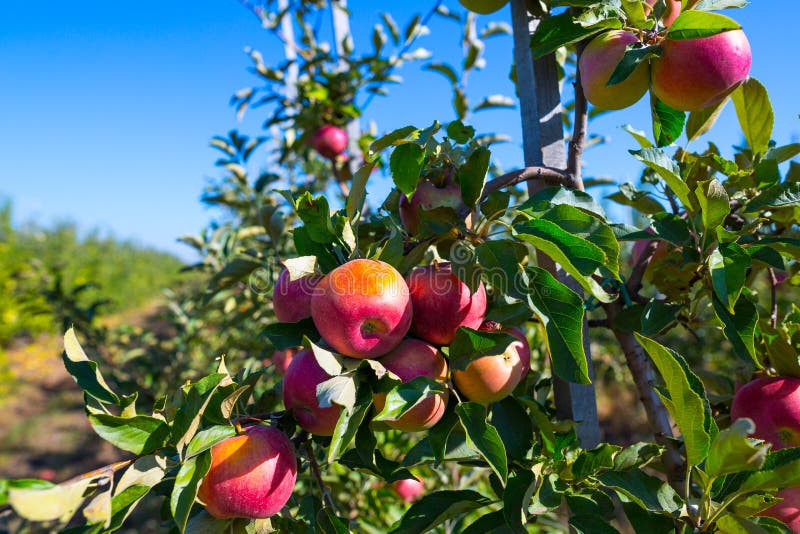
[
  {"x1": 567, "y1": 42, "x2": 588, "y2": 183},
  {"x1": 482, "y1": 166, "x2": 574, "y2": 198},
  {"x1": 627, "y1": 240, "x2": 660, "y2": 297},
  {"x1": 305, "y1": 441, "x2": 339, "y2": 513},
  {"x1": 768, "y1": 267, "x2": 778, "y2": 329}
]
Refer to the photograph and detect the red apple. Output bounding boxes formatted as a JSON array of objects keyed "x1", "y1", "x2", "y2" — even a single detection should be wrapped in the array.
[
  {"x1": 644, "y1": 0, "x2": 681, "y2": 26},
  {"x1": 273, "y1": 268, "x2": 322, "y2": 323},
  {"x1": 311, "y1": 125, "x2": 348, "y2": 159},
  {"x1": 373, "y1": 338, "x2": 449, "y2": 432},
  {"x1": 398, "y1": 176, "x2": 465, "y2": 235},
  {"x1": 393, "y1": 477, "x2": 425, "y2": 503},
  {"x1": 282, "y1": 348, "x2": 342, "y2": 436},
  {"x1": 651, "y1": 29, "x2": 752, "y2": 112},
  {"x1": 579, "y1": 30, "x2": 650, "y2": 111},
  {"x1": 760, "y1": 487, "x2": 800, "y2": 532},
  {"x1": 731, "y1": 376, "x2": 800, "y2": 450},
  {"x1": 197, "y1": 425, "x2": 297, "y2": 519},
  {"x1": 405, "y1": 263, "x2": 486, "y2": 346},
  {"x1": 311, "y1": 259, "x2": 412, "y2": 359},
  {"x1": 452, "y1": 320, "x2": 530, "y2": 404},
  {"x1": 269, "y1": 347, "x2": 298, "y2": 376},
  {"x1": 457, "y1": 0, "x2": 508, "y2": 14}
]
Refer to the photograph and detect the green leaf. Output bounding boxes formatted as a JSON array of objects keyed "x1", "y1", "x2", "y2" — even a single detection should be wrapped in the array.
[
  {"x1": 692, "y1": 0, "x2": 748, "y2": 9},
  {"x1": 389, "y1": 490, "x2": 492, "y2": 534},
  {"x1": 613, "y1": 442, "x2": 665, "y2": 471},
  {"x1": 446, "y1": 120, "x2": 475, "y2": 143},
  {"x1": 459, "y1": 147, "x2": 490, "y2": 208},
  {"x1": 635, "y1": 334, "x2": 717, "y2": 466},
  {"x1": 524, "y1": 185, "x2": 607, "y2": 220},
  {"x1": 513, "y1": 219, "x2": 612, "y2": 302},
  {"x1": 712, "y1": 296, "x2": 759, "y2": 365},
  {"x1": 607, "y1": 44, "x2": 660, "y2": 86},
  {"x1": 732, "y1": 78, "x2": 773, "y2": 157},
  {"x1": 651, "y1": 98, "x2": 686, "y2": 148},
  {"x1": 667, "y1": 11, "x2": 742, "y2": 40},
  {"x1": 7, "y1": 478, "x2": 93, "y2": 522},
  {"x1": 449, "y1": 327, "x2": 517, "y2": 372},
  {"x1": 456, "y1": 403, "x2": 508, "y2": 483},
  {"x1": 492, "y1": 397, "x2": 534, "y2": 461},
  {"x1": 185, "y1": 425, "x2": 236, "y2": 459},
  {"x1": 706, "y1": 418, "x2": 768, "y2": 479},
  {"x1": 425, "y1": 63, "x2": 459, "y2": 85},
  {"x1": 572, "y1": 443, "x2": 622, "y2": 480},
  {"x1": 171, "y1": 373, "x2": 230, "y2": 454},
  {"x1": 262, "y1": 319, "x2": 319, "y2": 350},
  {"x1": 346, "y1": 163, "x2": 373, "y2": 222},
  {"x1": 696, "y1": 178, "x2": 730, "y2": 233},
  {"x1": 373, "y1": 376, "x2": 447, "y2": 422},
  {"x1": 709, "y1": 243, "x2": 751, "y2": 312},
  {"x1": 686, "y1": 97, "x2": 729, "y2": 141},
  {"x1": 89, "y1": 414, "x2": 170, "y2": 455},
  {"x1": 390, "y1": 143, "x2": 425, "y2": 197},
  {"x1": 607, "y1": 183, "x2": 665, "y2": 215},
  {"x1": 294, "y1": 192, "x2": 336, "y2": 244},
  {"x1": 328, "y1": 383, "x2": 372, "y2": 463},
  {"x1": 597, "y1": 468, "x2": 683, "y2": 514},
  {"x1": 523, "y1": 267, "x2": 591, "y2": 385},
  {"x1": 475, "y1": 240, "x2": 528, "y2": 298},
  {"x1": 316, "y1": 374, "x2": 356, "y2": 412},
  {"x1": 570, "y1": 515, "x2": 622, "y2": 534},
  {"x1": 184, "y1": 510, "x2": 232, "y2": 534},
  {"x1": 765, "y1": 143, "x2": 800, "y2": 164},
  {"x1": 170, "y1": 451, "x2": 212, "y2": 533},
  {"x1": 369, "y1": 126, "x2": 420, "y2": 158},
  {"x1": 62, "y1": 328, "x2": 119, "y2": 405},
  {"x1": 744, "y1": 182, "x2": 800, "y2": 213},
  {"x1": 630, "y1": 148, "x2": 693, "y2": 210},
  {"x1": 503, "y1": 470, "x2": 536, "y2": 533},
  {"x1": 530, "y1": 12, "x2": 621, "y2": 58}
]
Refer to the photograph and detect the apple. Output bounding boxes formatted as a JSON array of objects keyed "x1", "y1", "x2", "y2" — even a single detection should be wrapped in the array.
[
  {"x1": 457, "y1": 0, "x2": 508, "y2": 14},
  {"x1": 452, "y1": 320, "x2": 530, "y2": 404},
  {"x1": 197, "y1": 425, "x2": 297, "y2": 519},
  {"x1": 373, "y1": 338, "x2": 449, "y2": 432},
  {"x1": 644, "y1": 0, "x2": 681, "y2": 26},
  {"x1": 282, "y1": 348, "x2": 342, "y2": 436},
  {"x1": 269, "y1": 346, "x2": 298, "y2": 375},
  {"x1": 393, "y1": 477, "x2": 425, "y2": 503},
  {"x1": 761, "y1": 487, "x2": 800, "y2": 532},
  {"x1": 651, "y1": 29, "x2": 752, "y2": 112},
  {"x1": 731, "y1": 376, "x2": 800, "y2": 449},
  {"x1": 579, "y1": 30, "x2": 650, "y2": 111},
  {"x1": 311, "y1": 125, "x2": 348, "y2": 159},
  {"x1": 273, "y1": 268, "x2": 322, "y2": 323},
  {"x1": 311, "y1": 259, "x2": 412, "y2": 358},
  {"x1": 405, "y1": 262, "x2": 486, "y2": 346},
  {"x1": 398, "y1": 175, "x2": 465, "y2": 235}
]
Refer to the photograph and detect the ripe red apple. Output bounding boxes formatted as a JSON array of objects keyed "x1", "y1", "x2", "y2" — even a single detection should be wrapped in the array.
[
  {"x1": 579, "y1": 30, "x2": 650, "y2": 111},
  {"x1": 760, "y1": 487, "x2": 800, "y2": 532},
  {"x1": 269, "y1": 346, "x2": 298, "y2": 376},
  {"x1": 405, "y1": 263, "x2": 486, "y2": 346},
  {"x1": 311, "y1": 125, "x2": 348, "y2": 159},
  {"x1": 644, "y1": 0, "x2": 681, "y2": 26},
  {"x1": 373, "y1": 338, "x2": 449, "y2": 432},
  {"x1": 398, "y1": 171, "x2": 465, "y2": 235},
  {"x1": 651, "y1": 29, "x2": 752, "y2": 112},
  {"x1": 393, "y1": 477, "x2": 425, "y2": 503},
  {"x1": 282, "y1": 348, "x2": 342, "y2": 436},
  {"x1": 311, "y1": 259, "x2": 412, "y2": 358},
  {"x1": 197, "y1": 425, "x2": 297, "y2": 519},
  {"x1": 452, "y1": 320, "x2": 530, "y2": 404},
  {"x1": 731, "y1": 376, "x2": 800, "y2": 449},
  {"x1": 273, "y1": 268, "x2": 322, "y2": 323},
  {"x1": 457, "y1": 0, "x2": 508, "y2": 14}
]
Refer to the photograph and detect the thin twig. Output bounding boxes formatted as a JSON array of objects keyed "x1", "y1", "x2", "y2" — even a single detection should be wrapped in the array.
[
  {"x1": 482, "y1": 166, "x2": 574, "y2": 197},
  {"x1": 627, "y1": 240, "x2": 660, "y2": 297},
  {"x1": 567, "y1": 42, "x2": 588, "y2": 183},
  {"x1": 305, "y1": 441, "x2": 339, "y2": 513},
  {"x1": 768, "y1": 268, "x2": 779, "y2": 329}
]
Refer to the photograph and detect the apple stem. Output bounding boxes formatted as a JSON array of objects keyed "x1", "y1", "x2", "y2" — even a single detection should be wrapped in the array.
[{"x1": 305, "y1": 441, "x2": 339, "y2": 513}]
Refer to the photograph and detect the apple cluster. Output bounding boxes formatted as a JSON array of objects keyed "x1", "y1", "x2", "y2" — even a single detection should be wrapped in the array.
[
  {"x1": 579, "y1": 1, "x2": 752, "y2": 112},
  {"x1": 731, "y1": 377, "x2": 800, "y2": 530},
  {"x1": 198, "y1": 258, "x2": 532, "y2": 519},
  {"x1": 278, "y1": 258, "x2": 531, "y2": 436}
]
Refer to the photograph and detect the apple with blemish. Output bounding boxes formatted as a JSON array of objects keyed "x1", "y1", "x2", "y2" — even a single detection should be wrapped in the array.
[
  {"x1": 273, "y1": 268, "x2": 321, "y2": 323},
  {"x1": 651, "y1": 29, "x2": 752, "y2": 112},
  {"x1": 282, "y1": 348, "x2": 342, "y2": 436},
  {"x1": 311, "y1": 259, "x2": 412, "y2": 358},
  {"x1": 197, "y1": 425, "x2": 297, "y2": 519},
  {"x1": 579, "y1": 30, "x2": 650, "y2": 111},
  {"x1": 373, "y1": 338, "x2": 449, "y2": 432},
  {"x1": 405, "y1": 263, "x2": 486, "y2": 346},
  {"x1": 452, "y1": 320, "x2": 531, "y2": 404}
]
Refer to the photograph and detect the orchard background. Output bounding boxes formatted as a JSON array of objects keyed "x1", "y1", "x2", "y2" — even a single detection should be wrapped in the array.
[{"x1": 2, "y1": 0, "x2": 800, "y2": 533}]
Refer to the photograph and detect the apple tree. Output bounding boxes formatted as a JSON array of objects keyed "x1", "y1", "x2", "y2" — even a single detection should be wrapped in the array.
[{"x1": 3, "y1": 0, "x2": 800, "y2": 533}]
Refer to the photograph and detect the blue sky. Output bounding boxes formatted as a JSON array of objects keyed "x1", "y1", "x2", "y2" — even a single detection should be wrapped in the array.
[{"x1": 1, "y1": 1, "x2": 797, "y2": 260}]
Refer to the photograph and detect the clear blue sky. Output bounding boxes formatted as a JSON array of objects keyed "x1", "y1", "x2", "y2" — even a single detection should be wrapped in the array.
[{"x1": 1, "y1": 1, "x2": 797, "y2": 260}]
